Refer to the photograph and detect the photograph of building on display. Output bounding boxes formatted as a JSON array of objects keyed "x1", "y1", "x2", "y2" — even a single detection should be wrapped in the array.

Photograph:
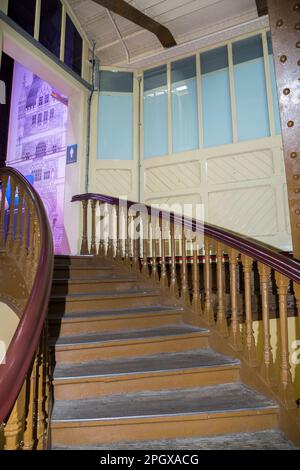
[{"x1": 6, "y1": 61, "x2": 69, "y2": 253}]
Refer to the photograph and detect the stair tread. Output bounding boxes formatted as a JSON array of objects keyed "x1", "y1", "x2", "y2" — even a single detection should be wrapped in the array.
[
  {"x1": 50, "y1": 304, "x2": 184, "y2": 321},
  {"x1": 54, "y1": 265, "x2": 117, "y2": 271},
  {"x1": 51, "y1": 288, "x2": 161, "y2": 301},
  {"x1": 54, "y1": 348, "x2": 240, "y2": 380},
  {"x1": 53, "y1": 276, "x2": 138, "y2": 284},
  {"x1": 53, "y1": 430, "x2": 297, "y2": 450},
  {"x1": 51, "y1": 383, "x2": 277, "y2": 422},
  {"x1": 55, "y1": 324, "x2": 207, "y2": 347}
]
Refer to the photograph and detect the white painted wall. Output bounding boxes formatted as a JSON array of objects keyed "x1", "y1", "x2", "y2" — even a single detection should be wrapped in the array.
[{"x1": 142, "y1": 136, "x2": 291, "y2": 251}]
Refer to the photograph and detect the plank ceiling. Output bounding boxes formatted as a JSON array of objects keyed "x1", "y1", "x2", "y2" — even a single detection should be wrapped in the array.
[{"x1": 68, "y1": 0, "x2": 259, "y2": 67}]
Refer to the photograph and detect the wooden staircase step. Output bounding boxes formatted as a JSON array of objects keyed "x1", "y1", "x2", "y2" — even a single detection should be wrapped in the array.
[
  {"x1": 54, "y1": 255, "x2": 95, "y2": 265},
  {"x1": 49, "y1": 305, "x2": 185, "y2": 336},
  {"x1": 51, "y1": 383, "x2": 278, "y2": 445},
  {"x1": 53, "y1": 348, "x2": 240, "y2": 399},
  {"x1": 51, "y1": 276, "x2": 149, "y2": 295},
  {"x1": 54, "y1": 324, "x2": 209, "y2": 363},
  {"x1": 49, "y1": 288, "x2": 162, "y2": 314},
  {"x1": 52, "y1": 430, "x2": 297, "y2": 450},
  {"x1": 53, "y1": 265, "x2": 125, "y2": 279}
]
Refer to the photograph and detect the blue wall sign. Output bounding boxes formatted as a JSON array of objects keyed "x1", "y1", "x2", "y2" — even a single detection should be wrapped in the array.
[{"x1": 66, "y1": 144, "x2": 78, "y2": 165}]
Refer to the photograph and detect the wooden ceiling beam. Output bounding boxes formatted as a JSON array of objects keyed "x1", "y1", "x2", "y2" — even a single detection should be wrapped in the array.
[
  {"x1": 91, "y1": 0, "x2": 177, "y2": 48},
  {"x1": 255, "y1": 0, "x2": 268, "y2": 16}
]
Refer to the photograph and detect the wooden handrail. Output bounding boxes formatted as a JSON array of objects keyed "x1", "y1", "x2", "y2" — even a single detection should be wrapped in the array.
[
  {"x1": 72, "y1": 191, "x2": 300, "y2": 443},
  {"x1": 0, "y1": 166, "x2": 53, "y2": 449},
  {"x1": 72, "y1": 192, "x2": 300, "y2": 283}
]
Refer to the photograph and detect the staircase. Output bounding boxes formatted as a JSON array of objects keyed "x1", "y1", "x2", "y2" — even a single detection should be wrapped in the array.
[{"x1": 49, "y1": 255, "x2": 284, "y2": 449}]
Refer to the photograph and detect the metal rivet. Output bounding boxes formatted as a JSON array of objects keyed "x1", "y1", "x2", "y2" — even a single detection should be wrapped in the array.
[
  {"x1": 288, "y1": 120, "x2": 295, "y2": 127},
  {"x1": 296, "y1": 209, "x2": 300, "y2": 215},
  {"x1": 295, "y1": 188, "x2": 300, "y2": 193},
  {"x1": 276, "y1": 19, "x2": 284, "y2": 27},
  {"x1": 283, "y1": 88, "x2": 291, "y2": 95},
  {"x1": 297, "y1": 41, "x2": 300, "y2": 48},
  {"x1": 294, "y1": 3, "x2": 300, "y2": 10},
  {"x1": 298, "y1": 60, "x2": 300, "y2": 66},
  {"x1": 291, "y1": 152, "x2": 298, "y2": 158},
  {"x1": 294, "y1": 174, "x2": 300, "y2": 180},
  {"x1": 280, "y1": 55, "x2": 287, "y2": 63},
  {"x1": 296, "y1": 23, "x2": 300, "y2": 30}
]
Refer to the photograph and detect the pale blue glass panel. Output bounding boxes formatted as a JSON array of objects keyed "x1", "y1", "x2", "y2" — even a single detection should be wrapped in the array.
[
  {"x1": 233, "y1": 35, "x2": 270, "y2": 141},
  {"x1": 144, "y1": 66, "x2": 168, "y2": 158},
  {"x1": 267, "y1": 32, "x2": 281, "y2": 135},
  {"x1": 98, "y1": 93, "x2": 133, "y2": 160},
  {"x1": 201, "y1": 46, "x2": 233, "y2": 148},
  {"x1": 171, "y1": 56, "x2": 199, "y2": 153}
]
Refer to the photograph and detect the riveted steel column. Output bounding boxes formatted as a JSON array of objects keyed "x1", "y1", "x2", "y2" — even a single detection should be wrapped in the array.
[{"x1": 268, "y1": 0, "x2": 300, "y2": 258}]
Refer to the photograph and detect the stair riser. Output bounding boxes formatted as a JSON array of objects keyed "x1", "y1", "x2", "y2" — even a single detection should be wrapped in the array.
[
  {"x1": 53, "y1": 268, "x2": 124, "y2": 280},
  {"x1": 51, "y1": 281, "x2": 145, "y2": 296},
  {"x1": 54, "y1": 367, "x2": 240, "y2": 400},
  {"x1": 49, "y1": 294, "x2": 161, "y2": 314},
  {"x1": 49, "y1": 313, "x2": 184, "y2": 337},
  {"x1": 55, "y1": 335, "x2": 209, "y2": 364},
  {"x1": 51, "y1": 411, "x2": 278, "y2": 446},
  {"x1": 54, "y1": 257, "x2": 98, "y2": 266}
]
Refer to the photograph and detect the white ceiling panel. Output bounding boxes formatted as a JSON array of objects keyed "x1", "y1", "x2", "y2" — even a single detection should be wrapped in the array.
[{"x1": 67, "y1": 0, "x2": 259, "y2": 66}]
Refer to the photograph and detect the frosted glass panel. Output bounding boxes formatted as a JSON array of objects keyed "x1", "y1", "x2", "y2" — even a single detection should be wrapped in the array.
[
  {"x1": 233, "y1": 35, "x2": 270, "y2": 141},
  {"x1": 144, "y1": 66, "x2": 168, "y2": 158},
  {"x1": 201, "y1": 46, "x2": 233, "y2": 148},
  {"x1": 267, "y1": 32, "x2": 281, "y2": 135},
  {"x1": 98, "y1": 94, "x2": 133, "y2": 160},
  {"x1": 98, "y1": 71, "x2": 133, "y2": 160},
  {"x1": 171, "y1": 57, "x2": 198, "y2": 153}
]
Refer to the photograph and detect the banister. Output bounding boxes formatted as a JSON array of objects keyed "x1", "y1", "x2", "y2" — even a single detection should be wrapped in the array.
[
  {"x1": 0, "y1": 166, "x2": 54, "y2": 426},
  {"x1": 72, "y1": 192, "x2": 300, "y2": 284},
  {"x1": 73, "y1": 190, "x2": 300, "y2": 444}
]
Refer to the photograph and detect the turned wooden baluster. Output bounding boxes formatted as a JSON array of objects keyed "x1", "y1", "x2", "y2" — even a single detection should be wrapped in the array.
[
  {"x1": 98, "y1": 202, "x2": 106, "y2": 257},
  {"x1": 275, "y1": 273, "x2": 295, "y2": 408},
  {"x1": 3, "y1": 386, "x2": 25, "y2": 450},
  {"x1": 160, "y1": 216, "x2": 168, "y2": 289},
  {"x1": 13, "y1": 186, "x2": 24, "y2": 256},
  {"x1": 23, "y1": 357, "x2": 37, "y2": 450},
  {"x1": 192, "y1": 235, "x2": 202, "y2": 318},
  {"x1": 228, "y1": 248, "x2": 242, "y2": 350},
  {"x1": 42, "y1": 326, "x2": 51, "y2": 446},
  {"x1": 7, "y1": 177, "x2": 16, "y2": 251},
  {"x1": 33, "y1": 213, "x2": 41, "y2": 275},
  {"x1": 151, "y1": 214, "x2": 159, "y2": 281},
  {"x1": 169, "y1": 221, "x2": 178, "y2": 296},
  {"x1": 0, "y1": 175, "x2": 8, "y2": 249},
  {"x1": 125, "y1": 211, "x2": 132, "y2": 268},
  {"x1": 216, "y1": 242, "x2": 229, "y2": 336},
  {"x1": 141, "y1": 212, "x2": 149, "y2": 277},
  {"x1": 129, "y1": 212, "x2": 139, "y2": 271},
  {"x1": 241, "y1": 255, "x2": 257, "y2": 365},
  {"x1": 90, "y1": 200, "x2": 97, "y2": 255},
  {"x1": 21, "y1": 195, "x2": 29, "y2": 267},
  {"x1": 35, "y1": 339, "x2": 46, "y2": 449},
  {"x1": 115, "y1": 204, "x2": 122, "y2": 261},
  {"x1": 293, "y1": 283, "x2": 300, "y2": 352},
  {"x1": 80, "y1": 200, "x2": 89, "y2": 255},
  {"x1": 27, "y1": 203, "x2": 35, "y2": 286},
  {"x1": 181, "y1": 227, "x2": 189, "y2": 304},
  {"x1": 107, "y1": 205, "x2": 115, "y2": 258},
  {"x1": 203, "y1": 237, "x2": 214, "y2": 325},
  {"x1": 258, "y1": 263, "x2": 275, "y2": 385}
]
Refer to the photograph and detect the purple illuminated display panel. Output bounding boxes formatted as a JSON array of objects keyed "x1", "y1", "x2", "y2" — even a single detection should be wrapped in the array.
[{"x1": 7, "y1": 61, "x2": 69, "y2": 254}]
